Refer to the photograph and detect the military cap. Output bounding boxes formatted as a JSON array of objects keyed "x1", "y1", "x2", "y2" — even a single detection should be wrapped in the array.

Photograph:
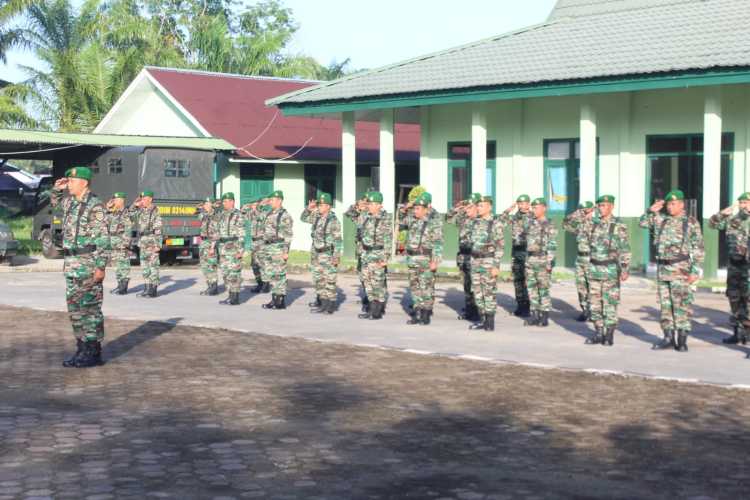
[
  {"x1": 367, "y1": 191, "x2": 384, "y2": 203},
  {"x1": 140, "y1": 190, "x2": 154, "y2": 198},
  {"x1": 579, "y1": 201, "x2": 594, "y2": 209},
  {"x1": 269, "y1": 190, "x2": 284, "y2": 200},
  {"x1": 221, "y1": 192, "x2": 235, "y2": 201},
  {"x1": 413, "y1": 194, "x2": 430, "y2": 207},
  {"x1": 480, "y1": 195, "x2": 494, "y2": 204},
  {"x1": 738, "y1": 192, "x2": 750, "y2": 201},
  {"x1": 113, "y1": 192, "x2": 127, "y2": 199},
  {"x1": 469, "y1": 193, "x2": 483, "y2": 204},
  {"x1": 516, "y1": 194, "x2": 531, "y2": 203},
  {"x1": 531, "y1": 197, "x2": 547, "y2": 206},
  {"x1": 420, "y1": 192, "x2": 432, "y2": 204},
  {"x1": 596, "y1": 195, "x2": 615, "y2": 204},
  {"x1": 202, "y1": 196, "x2": 215, "y2": 203},
  {"x1": 318, "y1": 193, "x2": 333, "y2": 205},
  {"x1": 66, "y1": 166, "x2": 92, "y2": 181},
  {"x1": 664, "y1": 190, "x2": 685, "y2": 202}
]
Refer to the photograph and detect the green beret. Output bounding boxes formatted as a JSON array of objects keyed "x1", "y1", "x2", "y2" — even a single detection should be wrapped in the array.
[
  {"x1": 664, "y1": 190, "x2": 685, "y2": 202},
  {"x1": 480, "y1": 195, "x2": 493, "y2": 204},
  {"x1": 596, "y1": 195, "x2": 615, "y2": 204},
  {"x1": 738, "y1": 192, "x2": 750, "y2": 201},
  {"x1": 516, "y1": 194, "x2": 531, "y2": 203},
  {"x1": 221, "y1": 192, "x2": 235, "y2": 201},
  {"x1": 202, "y1": 196, "x2": 215, "y2": 203},
  {"x1": 531, "y1": 197, "x2": 547, "y2": 206},
  {"x1": 318, "y1": 193, "x2": 332, "y2": 205},
  {"x1": 413, "y1": 194, "x2": 430, "y2": 207},
  {"x1": 367, "y1": 191, "x2": 383, "y2": 203},
  {"x1": 269, "y1": 190, "x2": 284, "y2": 200},
  {"x1": 66, "y1": 166, "x2": 92, "y2": 181},
  {"x1": 579, "y1": 201, "x2": 594, "y2": 209},
  {"x1": 113, "y1": 192, "x2": 127, "y2": 200},
  {"x1": 140, "y1": 190, "x2": 154, "y2": 198},
  {"x1": 469, "y1": 193, "x2": 482, "y2": 204},
  {"x1": 420, "y1": 192, "x2": 432, "y2": 204}
]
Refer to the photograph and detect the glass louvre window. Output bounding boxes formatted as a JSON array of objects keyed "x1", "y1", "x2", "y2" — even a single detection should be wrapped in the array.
[
  {"x1": 164, "y1": 159, "x2": 190, "y2": 178},
  {"x1": 108, "y1": 158, "x2": 122, "y2": 175}
]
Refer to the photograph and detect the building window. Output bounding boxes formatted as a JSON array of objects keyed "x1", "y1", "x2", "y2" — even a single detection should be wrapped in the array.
[
  {"x1": 165, "y1": 159, "x2": 190, "y2": 178},
  {"x1": 447, "y1": 142, "x2": 497, "y2": 209},
  {"x1": 89, "y1": 163, "x2": 100, "y2": 174},
  {"x1": 543, "y1": 138, "x2": 596, "y2": 214},
  {"x1": 108, "y1": 158, "x2": 122, "y2": 175},
  {"x1": 304, "y1": 165, "x2": 336, "y2": 204}
]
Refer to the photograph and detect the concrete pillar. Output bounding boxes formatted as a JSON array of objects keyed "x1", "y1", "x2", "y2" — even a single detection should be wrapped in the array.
[
  {"x1": 580, "y1": 103, "x2": 597, "y2": 204},
  {"x1": 419, "y1": 106, "x2": 430, "y2": 194},
  {"x1": 471, "y1": 106, "x2": 487, "y2": 195},
  {"x1": 342, "y1": 111, "x2": 356, "y2": 209},
  {"x1": 379, "y1": 109, "x2": 395, "y2": 214},
  {"x1": 617, "y1": 93, "x2": 632, "y2": 218},
  {"x1": 511, "y1": 101, "x2": 525, "y2": 198},
  {"x1": 703, "y1": 89, "x2": 723, "y2": 278},
  {"x1": 746, "y1": 86, "x2": 750, "y2": 191}
]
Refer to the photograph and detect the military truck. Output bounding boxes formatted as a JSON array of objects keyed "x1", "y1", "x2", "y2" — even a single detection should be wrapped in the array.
[{"x1": 33, "y1": 146, "x2": 222, "y2": 264}]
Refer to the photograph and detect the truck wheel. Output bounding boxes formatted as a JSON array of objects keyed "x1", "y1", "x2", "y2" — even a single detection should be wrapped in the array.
[{"x1": 41, "y1": 229, "x2": 61, "y2": 259}]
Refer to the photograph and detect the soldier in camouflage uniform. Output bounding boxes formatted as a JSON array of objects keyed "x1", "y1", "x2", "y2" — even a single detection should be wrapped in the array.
[
  {"x1": 301, "y1": 193, "x2": 343, "y2": 315},
  {"x1": 468, "y1": 195, "x2": 505, "y2": 332},
  {"x1": 583, "y1": 195, "x2": 631, "y2": 346},
  {"x1": 523, "y1": 198, "x2": 557, "y2": 327},
  {"x1": 242, "y1": 197, "x2": 271, "y2": 294},
  {"x1": 500, "y1": 195, "x2": 533, "y2": 317},
  {"x1": 215, "y1": 192, "x2": 246, "y2": 306},
  {"x1": 447, "y1": 193, "x2": 481, "y2": 321},
  {"x1": 198, "y1": 197, "x2": 220, "y2": 296},
  {"x1": 563, "y1": 201, "x2": 595, "y2": 321},
  {"x1": 403, "y1": 193, "x2": 443, "y2": 325},
  {"x1": 358, "y1": 191, "x2": 393, "y2": 320},
  {"x1": 639, "y1": 189, "x2": 705, "y2": 352},
  {"x1": 345, "y1": 194, "x2": 370, "y2": 312},
  {"x1": 106, "y1": 192, "x2": 133, "y2": 295},
  {"x1": 51, "y1": 167, "x2": 110, "y2": 368},
  {"x1": 261, "y1": 190, "x2": 294, "y2": 310},
  {"x1": 131, "y1": 190, "x2": 162, "y2": 298},
  {"x1": 709, "y1": 193, "x2": 750, "y2": 344}
]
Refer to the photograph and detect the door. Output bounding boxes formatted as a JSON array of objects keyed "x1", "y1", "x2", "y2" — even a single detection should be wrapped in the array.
[
  {"x1": 240, "y1": 163, "x2": 275, "y2": 206},
  {"x1": 447, "y1": 142, "x2": 497, "y2": 209},
  {"x1": 304, "y1": 165, "x2": 336, "y2": 204}
]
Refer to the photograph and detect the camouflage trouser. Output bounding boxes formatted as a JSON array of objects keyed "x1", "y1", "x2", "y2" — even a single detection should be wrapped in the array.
[
  {"x1": 575, "y1": 257, "x2": 591, "y2": 313},
  {"x1": 356, "y1": 252, "x2": 368, "y2": 300},
  {"x1": 261, "y1": 243, "x2": 288, "y2": 295},
  {"x1": 311, "y1": 251, "x2": 338, "y2": 301},
  {"x1": 726, "y1": 262, "x2": 749, "y2": 322},
  {"x1": 218, "y1": 241, "x2": 242, "y2": 293},
  {"x1": 512, "y1": 253, "x2": 529, "y2": 306},
  {"x1": 361, "y1": 253, "x2": 387, "y2": 302},
  {"x1": 408, "y1": 256, "x2": 436, "y2": 310},
  {"x1": 66, "y1": 276, "x2": 104, "y2": 341},
  {"x1": 110, "y1": 248, "x2": 131, "y2": 282},
  {"x1": 525, "y1": 258, "x2": 552, "y2": 313},
  {"x1": 589, "y1": 279, "x2": 621, "y2": 329},
  {"x1": 199, "y1": 240, "x2": 218, "y2": 284},
  {"x1": 251, "y1": 247, "x2": 263, "y2": 285},
  {"x1": 657, "y1": 278, "x2": 694, "y2": 332},
  {"x1": 457, "y1": 253, "x2": 473, "y2": 307},
  {"x1": 471, "y1": 257, "x2": 497, "y2": 315},
  {"x1": 139, "y1": 237, "x2": 160, "y2": 285}
]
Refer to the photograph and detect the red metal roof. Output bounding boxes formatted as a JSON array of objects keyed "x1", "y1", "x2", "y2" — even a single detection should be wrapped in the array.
[{"x1": 147, "y1": 68, "x2": 420, "y2": 162}]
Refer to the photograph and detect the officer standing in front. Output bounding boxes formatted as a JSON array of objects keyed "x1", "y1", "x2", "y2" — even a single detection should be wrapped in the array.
[
  {"x1": 301, "y1": 193, "x2": 343, "y2": 315},
  {"x1": 524, "y1": 198, "x2": 557, "y2": 327},
  {"x1": 51, "y1": 167, "x2": 110, "y2": 368},
  {"x1": 563, "y1": 201, "x2": 594, "y2": 321},
  {"x1": 500, "y1": 195, "x2": 533, "y2": 317},
  {"x1": 261, "y1": 190, "x2": 294, "y2": 310},
  {"x1": 131, "y1": 190, "x2": 162, "y2": 298},
  {"x1": 345, "y1": 193, "x2": 370, "y2": 313},
  {"x1": 447, "y1": 193, "x2": 481, "y2": 322},
  {"x1": 358, "y1": 191, "x2": 392, "y2": 320},
  {"x1": 468, "y1": 195, "x2": 505, "y2": 332},
  {"x1": 198, "y1": 197, "x2": 220, "y2": 296},
  {"x1": 639, "y1": 190, "x2": 704, "y2": 352},
  {"x1": 216, "y1": 193, "x2": 245, "y2": 306},
  {"x1": 106, "y1": 192, "x2": 133, "y2": 295}
]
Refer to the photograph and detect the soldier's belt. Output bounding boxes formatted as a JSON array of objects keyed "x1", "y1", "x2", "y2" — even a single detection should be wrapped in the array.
[
  {"x1": 656, "y1": 255, "x2": 689, "y2": 265},
  {"x1": 252, "y1": 237, "x2": 264, "y2": 242},
  {"x1": 219, "y1": 237, "x2": 239, "y2": 243},
  {"x1": 527, "y1": 251, "x2": 547, "y2": 257},
  {"x1": 729, "y1": 256, "x2": 749, "y2": 265},
  {"x1": 512, "y1": 244, "x2": 527, "y2": 252},
  {"x1": 137, "y1": 231, "x2": 155, "y2": 237},
  {"x1": 590, "y1": 258, "x2": 617, "y2": 266},
  {"x1": 406, "y1": 248, "x2": 433, "y2": 256},
  {"x1": 63, "y1": 245, "x2": 97, "y2": 256},
  {"x1": 264, "y1": 238, "x2": 284, "y2": 244},
  {"x1": 362, "y1": 244, "x2": 384, "y2": 251},
  {"x1": 578, "y1": 251, "x2": 590, "y2": 257},
  {"x1": 458, "y1": 245, "x2": 472, "y2": 255},
  {"x1": 471, "y1": 251, "x2": 495, "y2": 259},
  {"x1": 313, "y1": 245, "x2": 335, "y2": 253}
]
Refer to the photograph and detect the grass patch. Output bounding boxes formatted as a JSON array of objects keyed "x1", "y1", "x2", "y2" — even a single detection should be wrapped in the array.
[{"x1": 4, "y1": 216, "x2": 41, "y2": 256}]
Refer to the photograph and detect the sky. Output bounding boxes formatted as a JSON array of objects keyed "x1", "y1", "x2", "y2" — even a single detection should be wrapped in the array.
[{"x1": 0, "y1": 0, "x2": 557, "y2": 83}]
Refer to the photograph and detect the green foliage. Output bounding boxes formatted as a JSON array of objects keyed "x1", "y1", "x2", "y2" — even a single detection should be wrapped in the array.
[
  {"x1": 7, "y1": 216, "x2": 40, "y2": 255},
  {"x1": 407, "y1": 185, "x2": 427, "y2": 203}
]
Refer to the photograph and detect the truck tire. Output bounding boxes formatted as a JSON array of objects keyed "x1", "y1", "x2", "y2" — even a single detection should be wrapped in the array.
[{"x1": 41, "y1": 229, "x2": 61, "y2": 259}]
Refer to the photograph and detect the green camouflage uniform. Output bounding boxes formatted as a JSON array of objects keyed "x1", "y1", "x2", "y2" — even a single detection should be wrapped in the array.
[
  {"x1": 107, "y1": 207, "x2": 132, "y2": 283},
  {"x1": 345, "y1": 203, "x2": 369, "y2": 301},
  {"x1": 447, "y1": 207, "x2": 475, "y2": 309},
  {"x1": 302, "y1": 208, "x2": 343, "y2": 301},
  {"x1": 499, "y1": 210, "x2": 533, "y2": 308},
  {"x1": 245, "y1": 205, "x2": 269, "y2": 288},
  {"x1": 585, "y1": 214, "x2": 631, "y2": 330},
  {"x1": 198, "y1": 206, "x2": 220, "y2": 286},
  {"x1": 563, "y1": 209, "x2": 592, "y2": 316},
  {"x1": 132, "y1": 204, "x2": 163, "y2": 286},
  {"x1": 525, "y1": 217, "x2": 557, "y2": 314},
  {"x1": 639, "y1": 211, "x2": 705, "y2": 333},
  {"x1": 709, "y1": 209, "x2": 750, "y2": 324},
  {"x1": 260, "y1": 207, "x2": 294, "y2": 295},
  {"x1": 51, "y1": 189, "x2": 110, "y2": 341},
  {"x1": 360, "y1": 209, "x2": 393, "y2": 303},
  {"x1": 468, "y1": 215, "x2": 505, "y2": 315},
  {"x1": 403, "y1": 208, "x2": 443, "y2": 312},
  {"x1": 216, "y1": 208, "x2": 245, "y2": 293}
]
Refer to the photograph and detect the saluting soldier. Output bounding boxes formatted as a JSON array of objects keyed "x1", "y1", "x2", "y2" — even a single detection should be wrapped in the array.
[
  {"x1": 358, "y1": 191, "x2": 392, "y2": 320},
  {"x1": 131, "y1": 190, "x2": 162, "y2": 298},
  {"x1": 500, "y1": 194, "x2": 533, "y2": 317},
  {"x1": 563, "y1": 201, "x2": 595, "y2": 321},
  {"x1": 709, "y1": 193, "x2": 750, "y2": 344},
  {"x1": 447, "y1": 193, "x2": 481, "y2": 321},
  {"x1": 345, "y1": 193, "x2": 370, "y2": 312},
  {"x1": 403, "y1": 193, "x2": 443, "y2": 325},
  {"x1": 301, "y1": 193, "x2": 343, "y2": 314},
  {"x1": 215, "y1": 193, "x2": 245, "y2": 306},
  {"x1": 523, "y1": 198, "x2": 557, "y2": 327},
  {"x1": 468, "y1": 195, "x2": 505, "y2": 332},
  {"x1": 243, "y1": 197, "x2": 271, "y2": 294},
  {"x1": 198, "y1": 196, "x2": 220, "y2": 296},
  {"x1": 51, "y1": 167, "x2": 110, "y2": 368},
  {"x1": 260, "y1": 190, "x2": 294, "y2": 310},
  {"x1": 106, "y1": 192, "x2": 133, "y2": 295},
  {"x1": 639, "y1": 190, "x2": 705, "y2": 352},
  {"x1": 584, "y1": 195, "x2": 631, "y2": 346}
]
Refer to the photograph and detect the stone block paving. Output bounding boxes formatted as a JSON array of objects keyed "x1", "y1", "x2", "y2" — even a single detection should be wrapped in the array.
[{"x1": 1, "y1": 306, "x2": 750, "y2": 499}]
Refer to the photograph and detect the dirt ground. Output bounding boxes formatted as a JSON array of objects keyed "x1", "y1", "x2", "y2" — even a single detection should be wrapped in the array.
[{"x1": 1, "y1": 305, "x2": 750, "y2": 500}]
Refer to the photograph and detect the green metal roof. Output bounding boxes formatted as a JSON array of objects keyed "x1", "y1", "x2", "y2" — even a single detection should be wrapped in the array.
[{"x1": 0, "y1": 128, "x2": 235, "y2": 151}]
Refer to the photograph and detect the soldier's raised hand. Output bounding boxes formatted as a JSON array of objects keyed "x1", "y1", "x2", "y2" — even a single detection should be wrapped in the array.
[
  {"x1": 505, "y1": 202, "x2": 516, "y2": 213},
  {"x1": 649, "y1": 199, "x2": 665, "y2": 213},
  {"x1": 53, "y1": 178, "x2": 68, "y2": 190},
  {"x1": 307, "y1": 199, "x2": 317, "y2": 210},
  {"x1": 721, "y1": 204, "x2": 735, "y2": 215}
]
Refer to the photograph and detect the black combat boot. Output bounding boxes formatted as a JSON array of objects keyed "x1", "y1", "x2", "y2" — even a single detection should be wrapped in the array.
[
  {"x1": 484, "y1": 314, "x2": 495, "y2": 332},
  {"x1": 422, "y1": 309, "x2": 432, "y2": 326},
  {"x1": 407, "y1": 308, "x2": 421, "y2": 325},
  {"x1": 675, "y1": 330, "x2": 688, "y2": 352},
  {"x1": 74, "y1": 340, "x2": 104, "y2": 368},
  {"x1": 586, "y1": 327, "x2": 603, "y2": 345},
  {"x1": 309, "y1": 295, "x2": 321, "y2": 308},
  {"x1": 723, "y1": 324, "x2": 741, "y2": 344},
  {"x1": 251, "y1": 281, "x2": 264, "y2": 293},
  {"x1": 261, "y1": 282, "x2": 271, "y2": 293},
  {"x1": 653, "y1": 330, "x2": 675, "y2": 350},
  {"x1": 137, "y1": 284, "x2": 150, "y2": 297},
  {"x1": 369, "y1": 301, "x2": 383, "y2": 320},
  {"x1": 602, "y1": 327, "x2": 614, "y2": 346},
  {"x1": 208, "y1": 282, "x2": 219, "y2": 296},
  {"x1": 524, "y1": 311, "x2": 539, "y2": 327},
  {"x1": 466, "y1": 303, "x2": 481, "y2": 322},
  {"x1": 262, "y1": 296, "x2": 277, "y2": 309},
  {"x1": 576, "y1": 309, "x2": 589, "y2": 322},
  {"x1": 62, "y1": 339, "x2": 84, "y2": 368},
  {"x1": 228, "y1": 292, "x2": 239, "y2": 305},
  {"x1": 360, "y1": 295, "x2": 370, "y2": 313},
  {"x1": 312, "y1": 299, "x2": 327, "y2": 313},
  {"x1": 538, "y1": 311, "x2": 549, "y2": 327},
  {"x1": 513, "y1": 303, "x2": 524, "y2": 317},
  {"x1": 116, "y1": 279, "x2": 129, "y2": 295},
  {"x1": 200, "y1": 282, "x2": 215, "y2": 296},
  {"x1": 274, "y1": 294, "x2": 286, "y2": 310},
  {"x1": 325, "y1": 299, "x2": 337, "y2": 315},
  {"x1": 470, "y1": 314, "x2": 486, "y2": 330},
  {"x1": 147, "y1": 285, "x2": 157, "y2": 298}
]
